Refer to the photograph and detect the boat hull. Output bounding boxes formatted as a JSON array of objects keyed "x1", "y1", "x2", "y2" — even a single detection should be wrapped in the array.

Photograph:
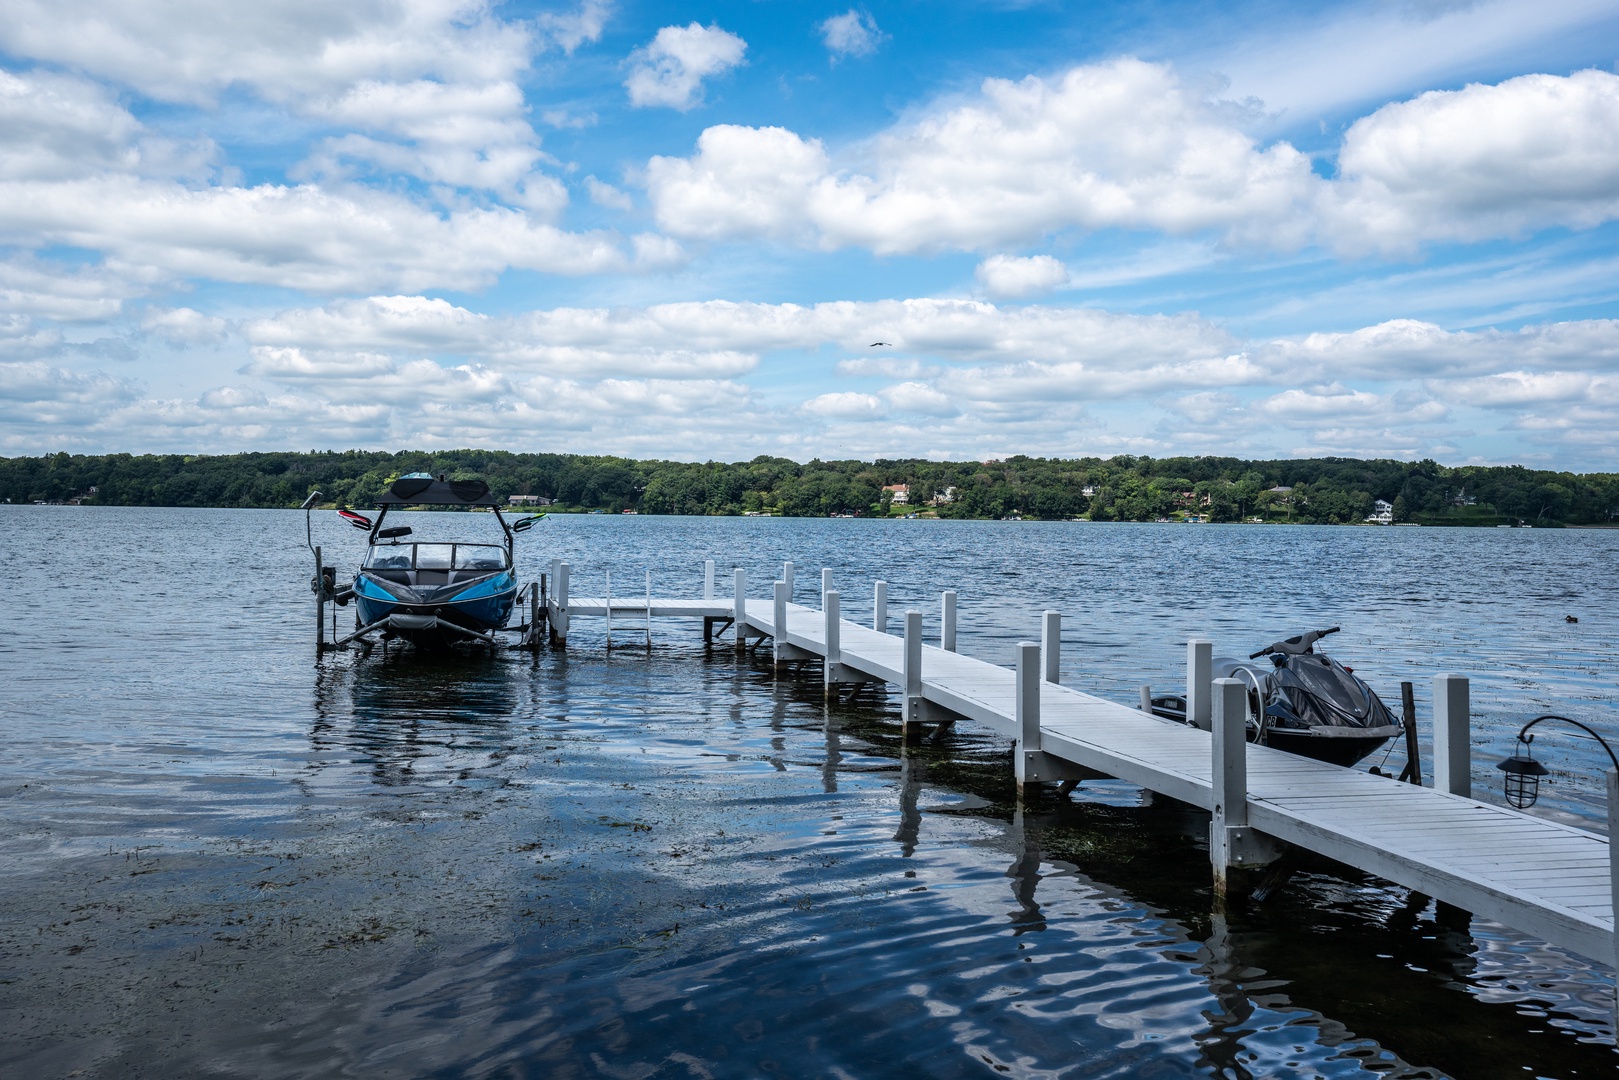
[
  {"x1": 1147, "y1": 695, "x2": 1400, "y2": 767},
  {"x1": 353, "y1": 569, "x2": 517, "y2": 646}
]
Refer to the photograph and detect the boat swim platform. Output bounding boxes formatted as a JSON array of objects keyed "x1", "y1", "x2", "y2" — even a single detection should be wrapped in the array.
[{"x1": 538, "y1": 559, "x2": 1618, "y2": 1014}]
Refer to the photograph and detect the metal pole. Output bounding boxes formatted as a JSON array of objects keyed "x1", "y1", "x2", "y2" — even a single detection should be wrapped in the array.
[
  {"x1": 823, "y1": 590, "x2": 841, "y2": 697},
  {"x1": 733, "y1": 567, "x2": 747, "y2": 652},
  {"x1": 314, "y1": 545, "x2": 325, "y2": 654},
  {"x1": 1608, "y1": 767, "x2": 1619, "y2": 1038},
  {"x1": 773, "y1": 580, "x2": 789, "y2": 670},
  {"x1": 1211, "y1": 677, "x2": 1248, "y2": 894},
  {"x1": 1398, "y1": 681, "x2": 1422, "y2": 785}
]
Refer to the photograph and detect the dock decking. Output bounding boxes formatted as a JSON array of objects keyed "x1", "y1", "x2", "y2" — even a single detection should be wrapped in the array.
[{"x1": 540, "y1": 559, "x2": 1618, "y2": 1013}]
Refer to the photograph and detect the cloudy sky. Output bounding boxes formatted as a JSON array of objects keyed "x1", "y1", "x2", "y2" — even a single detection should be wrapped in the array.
[{"x1": 4, "y1": 0, "x2": 1619, "y2": 466}]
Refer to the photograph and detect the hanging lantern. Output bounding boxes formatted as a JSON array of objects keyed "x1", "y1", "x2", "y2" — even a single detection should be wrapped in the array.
[{"x1": 1496, "y1": 748, "x2": 1549, "y2": 809}]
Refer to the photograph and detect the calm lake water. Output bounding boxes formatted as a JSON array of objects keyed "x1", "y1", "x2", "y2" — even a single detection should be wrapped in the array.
[{"x1": 3, "y1": 507, "x2": 1618, "y2": 1078}]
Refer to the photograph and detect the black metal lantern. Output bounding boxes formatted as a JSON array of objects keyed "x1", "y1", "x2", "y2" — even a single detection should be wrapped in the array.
[
  {"x1": 1495, "y1": 715, "x2": 1618, "y2": 810},
  {"x1": 1497, "y1": 749, "x2": 1549, "y2": 808}
]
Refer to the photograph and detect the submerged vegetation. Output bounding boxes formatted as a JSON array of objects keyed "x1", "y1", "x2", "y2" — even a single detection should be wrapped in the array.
[{"x1": 5, "y1": 449, "x2": 1618, "y2": 526}]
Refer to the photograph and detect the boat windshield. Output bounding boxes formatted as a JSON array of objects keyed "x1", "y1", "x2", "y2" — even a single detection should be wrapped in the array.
[
  {"x1": 363, "y1": 543, "x2": 509, "y2": 570},
  {"x1": 415, "y1": 544, "x2": 454, "y2": 569},
  {"x1": 364, "y1": 545, "x2": 413, "y2": 570},
  {"x1": 454, "y1": 545, "x2": 508, "y2": 570}
]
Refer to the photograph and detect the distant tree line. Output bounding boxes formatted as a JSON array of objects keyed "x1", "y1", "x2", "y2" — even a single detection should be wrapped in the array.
[{"x1": 4, "y1": 449, "x2": 1618, "y2": 526}]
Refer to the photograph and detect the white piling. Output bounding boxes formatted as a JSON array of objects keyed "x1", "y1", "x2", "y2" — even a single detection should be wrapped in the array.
[
  {"x1": 773, "y1": 580, "x2": 789, "y2": 669},
  {"x1": 874, "y1": 581, "x2": 888, "y2": 634},
  {"x1": 823, "y1": 590, "x2": 841, "y2": 696},
  {"x1": 605, "y1": 570, "x2": 612, "y2": 646},
  {"x1": 1433, "y1": 673, "x2": 1471, "y2": 797},
  {"x1": 1140, "y1": 685, "x2": 1154, "y2": 713},
  {"x1": 1187, "y1": 638, "x2": 1213, "y2": 731},
  {"x1": 783, "y1": 561, "x2": 795, "y2": 600},
  {"x1": 903, "y1": 610, "x2": 923, "y2": 732},
  {"x1": 704, "y1": 559, "x2": 715, "y2": 600},
  {"x1": 942, "y1": 591, "x2": 957, "y2": 652},
  {"x1": 733, "y1": 568, "x2": 747, "y2": 652},
  {"x1": 822, "y1": 568, "x2": 833, "y2": 600},
  {"x1": 1015, "y1": 641, "x2": 1041, "y2": 789},
  {"x1": 551, "y1": 561, "x2": 571, "y2": 647},
  {"x1": 1042, "y1": 610, "x2": 1061, "y2": 684},
  {"x1": 1210, "y1": 677, "x2": 1249, "y2": 888},
  {"x1": 645, "y1": 569, "x2": 652, "y2": 649},
  {"x1": 1608, "y1": 768, "x2": 1619, "y2": 1035}
]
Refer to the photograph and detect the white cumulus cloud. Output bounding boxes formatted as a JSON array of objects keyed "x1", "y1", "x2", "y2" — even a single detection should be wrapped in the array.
[
  {"x1": 975, "y1": 254, "x2": 1070, "y2": 299},
  {"x1": 625, "y1": 23, "x2": 746, "y2": 111},
  {"x1": 819, "y1": 10, "x2": 885, "y2": 59}
]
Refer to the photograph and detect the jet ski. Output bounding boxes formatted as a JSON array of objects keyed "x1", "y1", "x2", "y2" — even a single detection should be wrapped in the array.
[{"x1": 1149, "y1": 627, "x2": 1404, "y2": 767}]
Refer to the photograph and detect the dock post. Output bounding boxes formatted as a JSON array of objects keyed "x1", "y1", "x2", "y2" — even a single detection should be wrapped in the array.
[
  {"x1": 527, "y1": 581, "x2": 539, "y2": 650},
  {"x1": 1210, "y1": 677, "x2": 1250, "y2": 897},
  {"x1": 645, "y1": 569, "x2": 652, "y2": 649},
  {"x1": 314, "y1": 545, "x2": 326, "y2": 654},
  {"x1": 1042, "y1": 610, "x2": 1061, "y2": 684},
  {"x1": 1187, "y1": 639, "x2": 1213, "y2": 731},
  {"x1": 1015, "y1": 641, "x2": 1041, "y2": 792},
  {"x1": 1608, "y1": 768, "x2": 1619, "y2": 1035},
  {"x1": 773, "y1": 581, "x2": 789, "y2": 670},
  {"x1": 942, "y1": 591, "x2": 957, "y2": 652},
  {"x1": 550, "y1": 561, "x2": 570, "y2": 647},
  {"x1": 1433, "y1": 673, "x2": 1471, "y2": 797},
  {"x1": 1140, "y1": 685, "x2": 1153, "y2": 713},
  {"x1": 604, "y1": 570, "x2": 612, "y2": 648},
  {"x1": 733, "y1": 568, "x2": 747, "y2": 652},
  {"x1": 822, "y1": 568, "x2": 833, "y2": 599},
  {"x1": 823, "y1": 590, "x2": 841, "y2": 697},
  {"x1": 874, "y1": 581, "x2": 888, "y2": 633},
  {"x1": 903, "y1": 610, "x2": 923, "y2": 735},
  {"x1": 783, "y1": 561, "x2": 794, "y2": 600},
  {"x1": 704, "y1": 559, "x2": 715, "y2": 600}
]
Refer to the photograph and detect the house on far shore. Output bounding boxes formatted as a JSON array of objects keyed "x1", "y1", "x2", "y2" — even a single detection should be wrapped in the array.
[
  {"x1": 1366, "y1": 499, "x2": 1394, "y2": 525},
  {"x1": 883, "y1": 484, "x2": 910, "y2": 505},
  {"x1": 931, "y1": 486, "x2": 956, "y2": 505}
]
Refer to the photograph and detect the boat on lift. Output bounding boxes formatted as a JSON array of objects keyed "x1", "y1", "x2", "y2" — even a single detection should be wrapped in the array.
[
  {"x1": 307, "y1": 474, "x2": 547, "y2": 650},
  {"x1": 1148, "y1": 627, "x2": 1404, "y2": 767}
]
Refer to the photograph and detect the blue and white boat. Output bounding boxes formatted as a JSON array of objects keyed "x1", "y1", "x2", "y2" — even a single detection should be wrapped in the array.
[{"x1": 332, "y1": 474, "x2": 542, "y2": 648}]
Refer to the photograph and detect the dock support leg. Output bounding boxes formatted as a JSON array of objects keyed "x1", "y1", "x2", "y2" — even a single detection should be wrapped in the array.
[
  {"x1": 773, "y1": 581, "x2": 789, "y2": 671},
  {"x1": 1015, "y1": 642, "x2": 1041, "y2": 793},
  {"x1": 549, "y1": 561, "x2": 570, "y2": 647},
  {"x1": 874, "y1": 581, "x2": 887, "y2": 634},
  {"x1": 1433, "y1": 673, "x2": 1471, "y2": 797},
  {"x1": 823, "y1": 590, "x2": 841, "y2": 698},
  {"x1": 942, "y1": 591, "x2": 957, "y2": 652},
  {"x1": 1187, "y1": 638, "x2": 1213, "y2": 731},
  {"x1": 1042, "y1": 610, "x2": 1060, "y2": 684},
  {"x1": 903, "y1": 610, "x2": 923, "y2": 736},
  {"x1": 733, "y1": 568, "x2": 747, "y2": 652},
  {"x1": 1211, "y1": 677, "x2": 1279, "y2": 900}
]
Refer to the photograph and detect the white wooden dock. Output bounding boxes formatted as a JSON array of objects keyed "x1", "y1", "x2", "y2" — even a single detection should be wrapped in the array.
[{"x1": 539, "y1": 559, "x2": 1618, "y2": 1016}]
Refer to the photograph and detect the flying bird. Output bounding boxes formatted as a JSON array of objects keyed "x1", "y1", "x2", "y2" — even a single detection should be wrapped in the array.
[{"x1": 869, "y1": 341, "x2": 891, "y2": 347}]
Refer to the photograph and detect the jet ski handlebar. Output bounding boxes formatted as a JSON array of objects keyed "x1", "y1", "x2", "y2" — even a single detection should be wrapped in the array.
[{"x1": 1250, "y1": 626, "x2": 1340, "y2": 659}]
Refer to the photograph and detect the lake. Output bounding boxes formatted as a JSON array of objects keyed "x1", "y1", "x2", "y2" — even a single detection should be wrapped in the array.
[{"x1": 3, "y1": 507, "x2": 1617, "y2": 1077}]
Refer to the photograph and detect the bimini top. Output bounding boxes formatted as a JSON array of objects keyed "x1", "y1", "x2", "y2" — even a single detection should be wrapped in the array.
[{"x1": 376, "y1": 474, "x2": 500, "y2": 507}]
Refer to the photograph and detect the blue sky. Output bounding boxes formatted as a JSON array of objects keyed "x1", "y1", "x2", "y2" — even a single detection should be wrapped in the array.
[{"x1": 4, "y1": 0, "x2": 1619, "y2": 466}]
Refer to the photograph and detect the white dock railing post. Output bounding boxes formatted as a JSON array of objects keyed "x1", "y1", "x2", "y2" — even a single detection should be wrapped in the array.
[
  {"x1": 822, "y1": 568, "x2": 833, "y2": 599},
  {"x1": 1140, "y1": 685, "x2": 1154, "y2": 713},
  {"x1": 823, "y1": 590, "x2": 841, "y2": 697},
  {"x1": 1433, "y1": 673, "x2": 1471, "y2": 797},
  {"x1": 1210, "y1": 677, "x2": 1249, "y2": 894},
  {"x1": 551, "y1": 561, "x2": 570, "y2": 647},
  {"x1": 773, "y1": 580, "x2": 789, "y2": 670},
  {"x1": 1042, "y1": 610, "x2": 1061, "y2": 684},
  {"x1": 1607, "y1": 768, "x2": 1619, "y2": 1034},
  {"x1": 903, "y1": 610, "x2": 923, "y2": 733},
  {"x1": 704, "y1": 559, "x2": 715, "y2": 600},
  {"x1": 644, "y1": 569, "x2": 652, "y2": 649},
  {"x1": 874, "y1": 581, "x2": 888, "y2": 633},
  {"x1": 942, "y1": 591, "x2": 957, "y2": 652},
  {"x1": 604, "y1": 570, "x2": 612, "y2": 647},
  {"x1": 1015, "y1": 641, "x2": 1042, "y2": 791},
  {"x1": 1187, "y1": 639, "x2": 1213, "y2": 731},
  {"x1": 733, "y1": 568, "x2": 747, "y2": 652},
  {"x1": 783, "y1": 561, "x2": 794, "y2": 600}
]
